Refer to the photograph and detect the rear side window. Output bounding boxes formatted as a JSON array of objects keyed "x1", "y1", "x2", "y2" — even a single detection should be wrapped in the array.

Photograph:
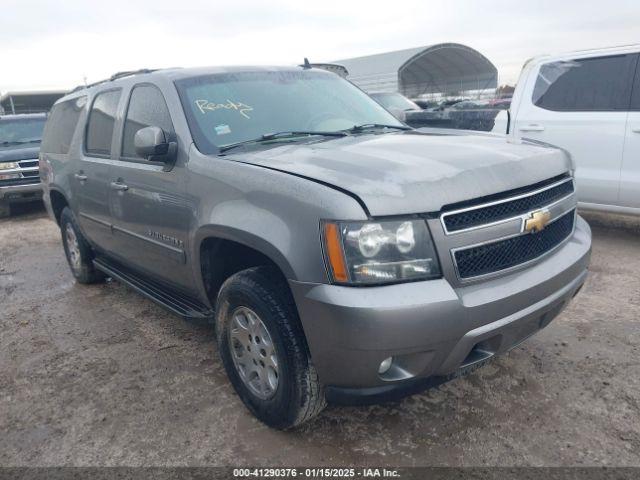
[
  {"x1": 41, "y1": 97, "x2": 86, "y2": 154},
  {"x1": 85, "y1": 89, "x2": 121, "y2": 156},
  {"x1": 532, "y1": 54, "x2": 636, "y2": 111},
  {"x1": 121, "y1": 84, "x2": 174, "y2": 159}
]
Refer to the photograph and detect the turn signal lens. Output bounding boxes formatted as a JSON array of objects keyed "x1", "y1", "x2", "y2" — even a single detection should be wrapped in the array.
[{"x1": 323, "y1": 223, "x2": 349, "y2": 283}]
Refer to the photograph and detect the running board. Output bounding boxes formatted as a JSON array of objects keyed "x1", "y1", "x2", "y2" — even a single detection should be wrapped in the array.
[{"x1": 93, "y1": 257, "x2": 213, "y2": 321}]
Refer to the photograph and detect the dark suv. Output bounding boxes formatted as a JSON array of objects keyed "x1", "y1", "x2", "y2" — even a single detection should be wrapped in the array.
[
  {"x1": 0, "y1": 113, "x2": 47, "y2": 217},
  {"x1": 41, "y1": 67, "x2": 591, "y2": 429}
]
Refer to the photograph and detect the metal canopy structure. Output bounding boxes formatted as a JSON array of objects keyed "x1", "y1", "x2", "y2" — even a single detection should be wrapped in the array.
[
  {"x1": 333, "y1": 43, "x2": 498, "y2": 97},
  {"x1": 0, "y1": 90, "x2": 66, "y2": 115}
]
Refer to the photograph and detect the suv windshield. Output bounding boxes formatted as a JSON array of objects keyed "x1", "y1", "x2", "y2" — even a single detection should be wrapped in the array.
[
  {"x1": 0, "y1": 117, "x2": 46, "y2": 145},
  {"x1": 176, "y1": 70, "x2": 404, "y2": 154},
  {"x1": 370, "y1": 93, "x2": 420, "y2": 111}
]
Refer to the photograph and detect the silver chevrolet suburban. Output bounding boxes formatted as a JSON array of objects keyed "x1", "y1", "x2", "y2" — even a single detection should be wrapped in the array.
[{"x1": 40, "y1": 66, "x2": 591, "y2": 429}]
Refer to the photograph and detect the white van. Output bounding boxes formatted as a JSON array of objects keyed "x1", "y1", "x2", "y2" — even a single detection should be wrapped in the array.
[{"x1": 494, "y1": 45, "x2": 640, "y2": 215}]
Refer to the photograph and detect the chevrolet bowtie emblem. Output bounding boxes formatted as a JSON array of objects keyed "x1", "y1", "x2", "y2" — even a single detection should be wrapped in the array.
[{"x1": 524, "y1": 209, "x2": 551, "y2": 233}]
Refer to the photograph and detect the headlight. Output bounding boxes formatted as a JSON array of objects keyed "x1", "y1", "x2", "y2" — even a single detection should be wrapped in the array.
[
  {"x1": 323, "y1": 219, "x2": 441, "y2": 285},
  {"x1": 0, "y1": 162, "x2": 19, "y2": 171}
]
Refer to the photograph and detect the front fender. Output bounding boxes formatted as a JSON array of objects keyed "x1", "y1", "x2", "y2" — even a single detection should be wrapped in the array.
[
  {"x1": 193, "y1": 223, "x2": 296, "y2": 279},
  {"x1": 185, "y1": 148, "x2": 368, "y2": 303}
]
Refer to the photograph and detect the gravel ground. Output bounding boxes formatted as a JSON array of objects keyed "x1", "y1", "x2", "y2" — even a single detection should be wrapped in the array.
[{"x1": 0, "y1": 203, "x2": 639, "y2": 467}]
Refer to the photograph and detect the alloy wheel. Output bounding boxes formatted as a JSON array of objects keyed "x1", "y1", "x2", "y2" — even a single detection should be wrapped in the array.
[
  {"x1": 228, "y1": 306, "x2": 279, "y2": 400},
  {"x1": 65, "y1": 223, "x2": 81, "y2": 270}
]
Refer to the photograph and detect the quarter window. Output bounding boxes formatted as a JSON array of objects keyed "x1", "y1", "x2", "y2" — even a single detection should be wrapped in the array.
[
  {"x1": 532, "y1": 54, "x2": 636, "y2": 111},
  {"x1": 41, "y1": 97, "x2": 86, "y2": 154},
  {"x1": 122, "y1": 85, "x2": 174, "y2": 159},
  {"x1": 86, "y1": 89, "x2": 121, "y2": 156}
]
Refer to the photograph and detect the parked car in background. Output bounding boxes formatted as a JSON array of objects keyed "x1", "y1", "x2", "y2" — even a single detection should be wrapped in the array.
[
  {"x1": 412, "y1": 99, "x2": 438, "y2": 110},
  {"x1": 449, "y1": 100, "x2": 481, "y2": 110},
  {"x1": 368, "y1": 92, "x2": 422, "y2": 121},
  {"x1": 494, "y1": 44, "x2": 640, "y2": 215},
  {"x1": 41, "y1": 66, "x2": 590, "y2": 429},
  {"x1": 0, "y1": 113, "x2": 46, "y2": 217},
  {"x1": 369, "y1": 93, "x2": 451, "y2": 128},
  {"x1": 434, "y1": 98, "x2": 465, "y2": 111},
  {"x1": 487, "y1": 97, "x2": 511, "y2": 110},
  {"x1": 369, "y1": 92, "x2": 500, "y2": 131}
]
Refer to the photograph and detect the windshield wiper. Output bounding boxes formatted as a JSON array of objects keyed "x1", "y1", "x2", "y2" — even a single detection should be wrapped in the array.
[
  {"x1": 219, "y1": 131, "x2": 347, "y2": 153},
  {"x1": 345, "y1": 123, "x2": 412, "y2": 133}
]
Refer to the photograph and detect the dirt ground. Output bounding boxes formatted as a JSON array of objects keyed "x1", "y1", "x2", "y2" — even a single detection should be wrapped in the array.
[{"x1": 0, "y1": 203, "x2": 638, "y2": 467}]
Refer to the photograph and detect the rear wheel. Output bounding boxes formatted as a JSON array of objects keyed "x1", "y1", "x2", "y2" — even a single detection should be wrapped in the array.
[
  {"x1": 216, "y1": 266, "x2": 326, "y2": 429},
  {"x1": 60, "y1": 207, "x2": 104, "y2": 284}
]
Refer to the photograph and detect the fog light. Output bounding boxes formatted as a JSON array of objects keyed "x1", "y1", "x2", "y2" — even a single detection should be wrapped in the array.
[{"x1": 378, "y1": 356, "x2": 393, "y2": 374}]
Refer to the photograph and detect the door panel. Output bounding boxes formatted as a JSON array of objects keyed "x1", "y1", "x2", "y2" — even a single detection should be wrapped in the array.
[
  {"x1": 73, "y1": 157, "x2": 113, "y2": 246},
  {"x1": 108, "y1": 83, "x2": 194, "y2": 290},
  {"x1": 514, "y1": 109, "x2": 627, "y2": 205},
  {"x1": 620, "y1": 116, "x2": 640, "y2": 208},
  {"x1": 74, "y1": 89, "x2": 122, "y2": 251},
  {"x1": 108, "y1": 161, "x2": 193, "y2": 288},
  {"x1": 513, "y1": 54, "x2": 637, "y2": 207},
  {"x1": 620, "y1": 58, "x2": 640, "y2": 209}
]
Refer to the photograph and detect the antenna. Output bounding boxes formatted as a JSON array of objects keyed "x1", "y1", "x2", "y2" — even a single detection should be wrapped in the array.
[{"x1": 303, "y1": 57, "x2": 311, "y2": 69}]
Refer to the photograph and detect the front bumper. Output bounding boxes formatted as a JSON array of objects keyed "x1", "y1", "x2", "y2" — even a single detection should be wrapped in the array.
[
  {"x1": 0, "y1": 181, "x2": 42, "y2": 202},
  {"x1": 290, "y1": 216, "x2": 591, "y2": 397}
]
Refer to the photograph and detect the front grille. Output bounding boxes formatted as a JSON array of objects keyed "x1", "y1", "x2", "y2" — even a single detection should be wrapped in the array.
[
  {"x1": 454, "y1": 209, "x2": 575, "y2": 279},
  {"x1": 443, "y1": 177, "x2": 574, "y2": 233},
  {"x1": 18, "y1": 160, "x2": 39, "y2": 168},
  {"x1": 0, "y1": 177, "x2": 41, "y2": 187},
  {"x1": 0, "y1": 158, "x2": 40, "y2": 186}
]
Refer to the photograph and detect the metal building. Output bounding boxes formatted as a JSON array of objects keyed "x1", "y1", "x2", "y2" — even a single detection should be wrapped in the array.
[
  {"x1": 333, "y1": 43, "x2": 498, "y2": 97},
  {"x1": 0, "y1": 90, "x2": 66, "y2": 115}
]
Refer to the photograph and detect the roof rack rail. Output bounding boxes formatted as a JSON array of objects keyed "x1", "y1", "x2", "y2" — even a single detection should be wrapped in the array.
[
  {"x1": 69, "y1": 68, "x2": 158, "y2": 93},
  {"x1": 109, "y1": 68, "x2": 158, "y2": 81}
]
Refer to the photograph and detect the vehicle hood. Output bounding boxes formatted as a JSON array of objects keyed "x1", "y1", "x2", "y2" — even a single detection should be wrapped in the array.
[
  {"x1": 228, "y1": 131, "x2": 572, "y2": 216},
  {"x1": 0, "y1": 144, "x2": 40, "y2": 163}
]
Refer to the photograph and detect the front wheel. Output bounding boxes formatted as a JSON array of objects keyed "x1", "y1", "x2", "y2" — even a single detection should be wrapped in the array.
[
  {"x1": 216, "y1": 266, "x2": 326, "y2": 429},
  {"x1": 60, "y1": 207, "x2": 104, "y2": 284}
]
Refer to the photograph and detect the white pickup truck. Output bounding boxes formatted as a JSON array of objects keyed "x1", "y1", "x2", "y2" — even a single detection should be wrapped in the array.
[{"x1": 493, "y1": 45, "x2": 640, "y2": 215}]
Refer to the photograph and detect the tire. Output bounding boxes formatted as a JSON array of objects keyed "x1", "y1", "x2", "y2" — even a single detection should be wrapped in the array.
[
  {"x1": 0, "y1": 200, "x2": 10, "y2": 219},
  {"x1": 216, "y1": 266, "x2": 326, "y2": 429},
  {"x1": 60, "y1": 207, "x2": 104, "y2": 284}
]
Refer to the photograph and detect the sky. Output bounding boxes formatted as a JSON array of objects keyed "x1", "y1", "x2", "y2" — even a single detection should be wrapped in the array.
[{"x1": 2, "y1": 0, "x2": 639, "y2": 94}]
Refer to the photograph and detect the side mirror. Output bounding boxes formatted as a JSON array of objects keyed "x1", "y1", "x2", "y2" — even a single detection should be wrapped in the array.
[{"x1": 134, "y1": 126, "x2": 176, "y2": 163}]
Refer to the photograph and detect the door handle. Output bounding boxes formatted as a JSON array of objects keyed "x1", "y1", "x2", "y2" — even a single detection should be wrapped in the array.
[
  {"x1": 110, "y1": 181, "x2": 129, "y2": 192},
  {"x1": 519, "y1": 124, "x2": 545, "y2": 132},
  {"x1": 632, "y1": 128, "x2": 640, "y2": 133},
  {"x1": 74, "y1": 173, "x2": 87, "y2": 181}
]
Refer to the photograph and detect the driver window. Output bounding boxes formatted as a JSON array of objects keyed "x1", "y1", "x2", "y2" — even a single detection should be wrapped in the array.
[{"x1": 122, "y1": 85, "x2": 174, "y2": 159}]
